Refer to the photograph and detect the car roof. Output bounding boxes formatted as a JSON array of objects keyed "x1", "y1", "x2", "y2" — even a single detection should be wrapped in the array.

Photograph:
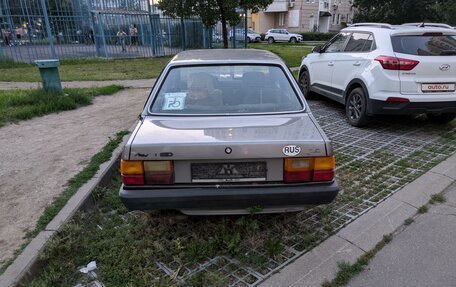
[
  {"x1": 343, "y1": 23, "x2": 456, "y2": 35},
  {"x1": 170, "y1": 49, "x2": 285, "y2": 65}
]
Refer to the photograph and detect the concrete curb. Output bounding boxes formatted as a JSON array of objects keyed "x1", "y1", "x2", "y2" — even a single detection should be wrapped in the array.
[
  {"x1": 0, "y1": 128, "x2": 134, "y2": 287},
  {"x1": 260, "y1": 152, "x2": 456, "y2": 287}
]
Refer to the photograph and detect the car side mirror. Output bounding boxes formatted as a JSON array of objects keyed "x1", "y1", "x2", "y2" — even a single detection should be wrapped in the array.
[{"x1": 312, "y1": 46, "x2": 323, "y2": 53}]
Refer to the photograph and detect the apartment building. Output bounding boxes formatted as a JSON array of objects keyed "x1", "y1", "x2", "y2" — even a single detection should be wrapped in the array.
[{"x1": 251, "y1": 0, "x2": 355, "y2": 33}]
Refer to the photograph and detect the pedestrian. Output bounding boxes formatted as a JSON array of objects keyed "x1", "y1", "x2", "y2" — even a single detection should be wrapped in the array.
[
  {"x1": 1, "y1": 28, "x2": 12, "y2": 46},
  {"x1": 117, "y1": 29, "x2": 127, "y2": 52},
  {"x1": 129, "y1": 24, "x2": 138, "y2": 50},
  {"x1": 87, "y1": 27, "x2": 94, "y2": 45}
]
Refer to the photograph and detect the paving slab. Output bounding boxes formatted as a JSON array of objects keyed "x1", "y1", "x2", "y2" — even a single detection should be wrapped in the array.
[
  {"x1": 347, "y1": 184, "x2": 456, "y2": 287},
  {"x1": 431, "y1": 153, "x2": 456, "y2": 180}
]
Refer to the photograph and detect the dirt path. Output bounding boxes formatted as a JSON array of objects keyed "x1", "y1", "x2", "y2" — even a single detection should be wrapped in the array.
[{"x1": 0, "y1": 88, "x2": 149, "y2": 265}]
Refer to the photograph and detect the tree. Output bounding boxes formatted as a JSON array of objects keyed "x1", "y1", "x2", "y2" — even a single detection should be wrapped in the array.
[{"x1": 157, "y1": 0, "x2": 273, "y2": 48}]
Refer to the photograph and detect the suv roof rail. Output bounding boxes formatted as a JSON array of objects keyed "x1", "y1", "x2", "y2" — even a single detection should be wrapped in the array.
[
  {"x1": 401, "y1": 22, "x2": 453, "y2": 29},
  {"x1": 350, "y1": 23, "x2": 393, "y2": 29}
]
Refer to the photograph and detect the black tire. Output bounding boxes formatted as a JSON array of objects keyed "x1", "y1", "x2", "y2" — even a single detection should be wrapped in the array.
[
  {"x1": 299, "y1": 70, "x2": 313, "y2": 100},
  {"x1": 427, "y1": 113, "x2": 456, "y2": 124},
  {"x1": 267, "y1": 37, "x2": 274, "y2": 44},
  {"x1": 290, "y1": 37, "x2": 297, "y2": 43},
  {"x1": 346, "y1": 87, "x2": 369, "y2": 127}
]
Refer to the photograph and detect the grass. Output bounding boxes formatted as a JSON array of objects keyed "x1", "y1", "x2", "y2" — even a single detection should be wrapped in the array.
[
  {"x1": 0, "y1": 130, "x2": 129, "y2": 276},
  {"x1": 0, "y1": 85, "x2": 123, "y2": 127},
  {"x1": 404, "y1": 218, "x2": 414, "y2": 226},
  {"x1": 0, "y1": 57, "x2": 171, "y2": 82},
  {"x1": 249, "y1": 43, "x2": 312, "y2": 67},
  {"x1": 418, "y1": 205, "x2": 429, "y2": 214},
  {"x1": 321, "y1": 234, "x2": 393, "y2": 287},
  {"x1": 430, "y1": 193, "x2": 446, "y2": 204}
]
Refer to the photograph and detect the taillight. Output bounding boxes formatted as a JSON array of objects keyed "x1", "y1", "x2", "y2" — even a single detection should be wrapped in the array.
[
  {"x1": 386, "y1": 97, "x2": 410, "y2": 103},
  {"x1": 121, "y1": 160, "x2": 174, "y2": 185},
  {"x1": 375, "y1": 55, "x2": 419, "y2": 71},
  {"x1": 144, "y1": 161, "x2": 174, "y2": 184},
  {"x1": 284, "y1": 156, "x2": 335, "y2": 183},
  {"x1": 121, "y1": 160, "x2": 145, "y2": 185}
]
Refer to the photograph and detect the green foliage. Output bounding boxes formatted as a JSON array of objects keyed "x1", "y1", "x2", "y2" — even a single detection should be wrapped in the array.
[
  {"x1": 300, "y1": 32, "x2": 336, "y2": 41},
  {"x1": 354, "y1": 0, "x2": 456, "y2": 25},
  {"x1": 430, "y1": 194, "x2": 446, "y2": 204}
]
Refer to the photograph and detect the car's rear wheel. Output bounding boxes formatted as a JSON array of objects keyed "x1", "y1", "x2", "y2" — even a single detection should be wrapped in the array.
[
  {"x1": 427, "y1": 113, "x2": 456, "y2": 124},
  {"x1": 346, "y1": 88, "x2": 369, "y2": 127},
  {"x1": 290, "y1": 37, "x2": 297, "y2": 43},
  {"x1": 267, "y1": 37, "x2": 274, "y2": 44},
  {"x1": 299, "y1": 70, "x2": 313, "y2": 100}
]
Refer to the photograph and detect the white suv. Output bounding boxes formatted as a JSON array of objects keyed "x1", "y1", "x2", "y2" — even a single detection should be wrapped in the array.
[
  {"x1": 298, "y1": 23, "x2": 456, "y2": 126},
  {"x1": 229, "y1": 28, "x2": 261, "y2": 43},
  {"x1": 265, "y1": 29, "x2": 303, "y2": 44}
]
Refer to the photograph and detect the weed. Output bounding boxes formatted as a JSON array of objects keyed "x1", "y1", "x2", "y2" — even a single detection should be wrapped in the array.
[
  {"x1": 263, "y1": 236, "x2": 284, "y2": 259},
  {"x1": 404, "y1": 218, "x2": 414, "y2": 226},
  {"x1": 430, "y1": 194, "x2": 446, "y2": 204},
  {"x1": 418, "y1": 205, "x2": 428, "y2": 214}
]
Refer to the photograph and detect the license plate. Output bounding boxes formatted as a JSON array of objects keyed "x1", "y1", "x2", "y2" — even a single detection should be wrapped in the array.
[
  {"x1": 421, "y1": 83, "x2": 455, "y2": 93},
  {"x1": 191, "y1": 162, "x2": 267, "y2": 183}
]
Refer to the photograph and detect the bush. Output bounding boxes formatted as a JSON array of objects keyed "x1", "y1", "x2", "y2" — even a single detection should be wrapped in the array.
[{"x1": 299, "y1": 32, "x2": 337, "y2": 41}]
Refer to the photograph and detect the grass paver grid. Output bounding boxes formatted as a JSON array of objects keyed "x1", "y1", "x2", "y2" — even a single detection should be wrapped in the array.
[{"x1": 24, "y1": 98, "x2": 456, "y2": 287}]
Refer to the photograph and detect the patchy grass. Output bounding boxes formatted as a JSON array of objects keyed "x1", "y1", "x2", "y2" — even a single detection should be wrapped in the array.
[
  {"x1": 249, "y1": 43, "x2": 311, "y2": 67},
  {"x1": 0, "y1": 85, "x2": 123, "y2": 127},
  {"x1": 321, "y1": 234, "x2": 393, "y2": 287},
  {"x1": 0, "y1": 130, "x2": 129, "y2": 276},
  {"x1": 404, "y1": 218, "x2": 414, "y2": 226},
  {"x1": 430, "y1": 193, "x2": 446, "y2": 204},
  {"x1": 0, "y1": 57, "x2": 171, "y2": 82},
  {"x1": 418, "y1": 205, "x2": 429, "y2": 214}
]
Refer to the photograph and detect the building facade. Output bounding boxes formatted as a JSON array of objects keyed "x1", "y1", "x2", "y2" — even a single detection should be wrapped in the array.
[{"x1": 251, "y1": 0, "x2": 355, "y2": 33}]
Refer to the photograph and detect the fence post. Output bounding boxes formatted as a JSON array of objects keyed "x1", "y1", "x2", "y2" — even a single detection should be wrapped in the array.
[
  {"x1": 244, "y1": 9, "x2": 247, "y2": 49},
  {"x1": 180, "y1": 16, "x2": 186, "y2": 50},
  {"x1": 39, "y1": 0, "x2": 57, "y2": 58}
]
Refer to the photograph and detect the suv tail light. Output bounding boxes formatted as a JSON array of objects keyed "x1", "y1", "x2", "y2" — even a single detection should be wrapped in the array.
[
  {"x1": 375, "y1": 55, "x2": 419, "y2": 71},
  {"x1": 121, "y1": 160, "x2": 174, "y2": 185},
  {"x1": 284, "y1": 156, "x2": 335, "y2": 183}
]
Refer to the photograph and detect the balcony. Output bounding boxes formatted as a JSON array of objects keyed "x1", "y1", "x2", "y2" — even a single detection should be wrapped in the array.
[{"x1": 265, "y1": 0, "x2": 288, "y2": 12}]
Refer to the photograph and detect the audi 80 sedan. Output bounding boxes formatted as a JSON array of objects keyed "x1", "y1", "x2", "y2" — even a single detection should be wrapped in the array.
[{"x1": 120, "y1": 49, "x2": 339, "y2": 215}]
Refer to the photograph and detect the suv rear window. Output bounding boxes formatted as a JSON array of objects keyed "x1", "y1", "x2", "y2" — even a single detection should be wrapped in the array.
[{"x1": 391, "y1": 35, "x2": 456, "y2": 56}]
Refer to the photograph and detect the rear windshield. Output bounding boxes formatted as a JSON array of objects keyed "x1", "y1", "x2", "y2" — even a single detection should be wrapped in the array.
[
  {"x1": 391, "y1": 35, "x2": 456, "y2": 56},
  {"x1": 149, "y1": 65, "x2": 304, "y2": 115}
]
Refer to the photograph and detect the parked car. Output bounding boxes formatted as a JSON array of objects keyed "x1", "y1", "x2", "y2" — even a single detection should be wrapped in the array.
[
  {"x1": 229, "y1": 28, "x2": 261, "y2": 43},
  {"x1": 265, "y1": 29, "x2": 303, "y2": 43},
  {"x1": 120, "y1": 49, "x2": 339, "y2": 215},
  {"x1": 299, "y1": 23, "x2": 456, "y2": 127}
]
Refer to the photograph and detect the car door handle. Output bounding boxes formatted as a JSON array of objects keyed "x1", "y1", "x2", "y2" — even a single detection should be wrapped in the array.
[
  {"x1": 328, "y1": 62, "x2": 334, "y2": 66},
  {"x1": 353, "y1": 62, "x2": 361, "y2": 66}
]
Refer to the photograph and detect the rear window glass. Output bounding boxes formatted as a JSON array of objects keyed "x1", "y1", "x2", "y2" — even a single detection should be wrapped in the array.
[
  {"x1": 391, "y1": 35, "x2": 456, "y2": 56},
  {"x1": 149, "y1": 65, "x2": 303, "y2": 115}
]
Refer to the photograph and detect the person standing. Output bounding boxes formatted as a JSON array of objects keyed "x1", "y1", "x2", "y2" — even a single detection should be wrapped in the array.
[
  {"x1": 129, "y1": 24, "x2": 138, "y2": 50},
  {"x1": 117, "y1": 29, "x2": 127, "y2": 52}
]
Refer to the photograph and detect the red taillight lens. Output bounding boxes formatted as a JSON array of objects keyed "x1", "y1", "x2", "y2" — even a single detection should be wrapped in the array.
[
  {"x1": 144, "y1": 161, "x2": 174, "y2": 185},
  {"x1": 386, "y1": 97, "x2": 410, "y2": 103},
  {"x1": 284, "y1": 156, "x2": 335, "y2": 183},
  {"x1": 121, "y1": 160, "x2": 145, "y2": 185},
  {"x1": 375, "y1": 55, "x2": 419, "y2": 71}
]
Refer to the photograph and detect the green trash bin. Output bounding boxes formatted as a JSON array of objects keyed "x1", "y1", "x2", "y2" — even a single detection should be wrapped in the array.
[{"x1": 35, "y1": 59, "x2": 63, "y2": 93}]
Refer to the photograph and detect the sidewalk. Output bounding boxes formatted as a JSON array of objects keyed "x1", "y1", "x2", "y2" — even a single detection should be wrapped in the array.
[
  {"x1": 260, "y1": 152, "x2": 456, "y2": 287},
  {"x1": 347, "y1": 182, "x2": 456, "y2": 287},
  {"x1": 0, "y1": 79, "x2": 156, "y2": 90}
]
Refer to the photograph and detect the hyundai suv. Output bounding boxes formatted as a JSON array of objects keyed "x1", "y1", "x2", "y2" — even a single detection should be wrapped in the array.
[
  {"x1": 265, "y1": 29, "x2": 303, "y2": 44},
  {"x1": 298, "y1": 23, "x2": 456, "y2": 126}
]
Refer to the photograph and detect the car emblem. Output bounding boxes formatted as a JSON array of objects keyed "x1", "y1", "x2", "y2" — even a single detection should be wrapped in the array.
[
  {"x1": 225, "y1": 147, "x2": 232, "y2": 154},
  {"x1": 439, "y1": 64, "x2": 450, "y2": 71},
  {"x1": 283, "y1": 145, "x2": 301, "y2": 156}
]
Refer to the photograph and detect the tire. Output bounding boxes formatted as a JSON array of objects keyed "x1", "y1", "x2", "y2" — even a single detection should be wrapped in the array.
[
  {"x1": 346, "y1": 87, "x2": 369, "y2": 127},
  {"x1": 290, "y1": 37, "x2": 297, "y2": 43},
  {"x1": 247, "y1": 37, "x2": 251, "y2": 43},
  {"x1": 298, "y1": 70, "x2": 313, "y2": 100},
  {"x1": 427, "y1": 113, "x2": 456, "y2": 124},
  {"x1": 267, "y1": 37, "x2": 274, "y2": 44}
]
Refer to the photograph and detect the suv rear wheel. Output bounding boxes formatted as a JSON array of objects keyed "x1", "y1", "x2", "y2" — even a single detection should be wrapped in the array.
[
  {"x1": 267, "y1": 37, "x2": 274, "y2": 44},
  {"x1": 299, "y1": 70, "x2": 313, "y2": 100},
  {"x1": 427, "y1": 113, "x2": 456, "y2": 124},
  {"x1": 346, "y1": 87, "x2": 369, "y2": 127}
]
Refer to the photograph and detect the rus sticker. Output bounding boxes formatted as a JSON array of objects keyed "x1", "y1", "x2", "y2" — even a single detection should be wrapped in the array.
[{"x1": 283, "y1": 145, "x2": 301, "y2": 156}]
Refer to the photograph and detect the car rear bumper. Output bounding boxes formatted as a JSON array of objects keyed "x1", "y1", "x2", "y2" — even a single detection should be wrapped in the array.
[
  {"x1": 119, "y1": 181, "x2": 339, "y2": 212},
  {"x1": 368, "y1": 99, "x2": 456, "y2": 115}
]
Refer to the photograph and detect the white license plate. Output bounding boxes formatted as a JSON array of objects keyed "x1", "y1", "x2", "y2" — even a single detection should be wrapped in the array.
[{"x1": 422, "y1": 83, "x2": 455, "y2": 92}]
